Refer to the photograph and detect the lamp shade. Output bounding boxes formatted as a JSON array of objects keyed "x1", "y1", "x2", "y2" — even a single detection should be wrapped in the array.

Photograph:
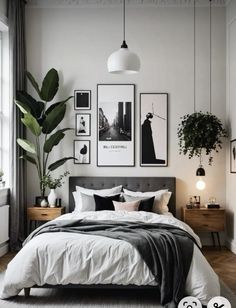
[
  {"x1": 107, "y1": 47, "x2": 140, "y2": 74},
  {"x1": 196, "y1": 166, "x2": 205, "y2": 176}
]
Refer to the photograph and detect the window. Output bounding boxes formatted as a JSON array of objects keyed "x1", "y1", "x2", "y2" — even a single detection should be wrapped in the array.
[{"x1": 0, "y1": 21, "x2": 9, "y2": 188}]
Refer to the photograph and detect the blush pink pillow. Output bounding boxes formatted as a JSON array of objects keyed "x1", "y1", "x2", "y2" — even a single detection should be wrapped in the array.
[{"x1": 113, "y1": 200, "x2": 140, "y2": 212}]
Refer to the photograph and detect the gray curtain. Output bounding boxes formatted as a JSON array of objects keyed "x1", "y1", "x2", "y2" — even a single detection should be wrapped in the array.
[{"x1": 8, "y1": 0, "x2": 27, "y2": 250}]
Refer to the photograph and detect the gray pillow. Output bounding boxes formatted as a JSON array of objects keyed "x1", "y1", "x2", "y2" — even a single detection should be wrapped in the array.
[{"x1": 80, "y1": 192, "x2": 121, "y2": 212}]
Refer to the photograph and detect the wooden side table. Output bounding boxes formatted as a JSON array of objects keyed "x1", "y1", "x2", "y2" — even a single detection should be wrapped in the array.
[
  {"x1": 27, "y1": 206, "x2": 65, "y2": 233},
  {"x1": 182, "y1": 207, "x2": 225, "y2": 249}
]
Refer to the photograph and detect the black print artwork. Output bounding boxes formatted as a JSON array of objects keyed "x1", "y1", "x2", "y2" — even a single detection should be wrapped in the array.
[
  {"x1": 97, "y1": 84, "x2": 135, "y2": 167},
  {"x1": 140, "y1": 93, "x2": 168, "y2": 167},
  {"x1": 76, "y1": 114, "x2": 91, "y2": 136},
  {"x1": 99, "y1": 101, "x2": 131, "y2": 141},
  {"x1": 230, "y1": 139, "x2": 236, "y2": 173},
  {"x1": 74, "y1": 140, "x2": 90, "y2": 164},
  {"x1": 74, "y1": 90, "x2": 91, "y2": 110}
]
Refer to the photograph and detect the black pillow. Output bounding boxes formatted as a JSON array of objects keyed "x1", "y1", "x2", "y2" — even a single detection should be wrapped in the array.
[
  {"x1": 94, "y1": 194, "x2": 120, "y2": 211},
  {"x1": 139, "y1": 196, "x2": 155, "y2": 212}
]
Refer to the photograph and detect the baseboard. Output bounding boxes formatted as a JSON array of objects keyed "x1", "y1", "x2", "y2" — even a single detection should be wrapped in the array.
[
  {"x1": 226, "y1": 238, "x2": 236, "y2": 254},
  {"x1": 0, "y1": 243, "x2": 8, "y2": 257}
]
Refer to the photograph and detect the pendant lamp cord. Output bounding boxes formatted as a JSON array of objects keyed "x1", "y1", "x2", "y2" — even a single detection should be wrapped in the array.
[
  {"x1": 193, "y1": 0, "x2": 196, "y2": 113},
  {"x1": 123, "y1": 0, "x2": 126, "y2": 42},
  {"x1": 209, "y1": 0, "x2": 212, "y2": 113}
]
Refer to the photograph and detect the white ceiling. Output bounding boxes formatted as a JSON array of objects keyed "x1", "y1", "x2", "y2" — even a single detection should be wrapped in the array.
[{"x1": 27, "y1": 0, "x2": 227, "y2": 8}]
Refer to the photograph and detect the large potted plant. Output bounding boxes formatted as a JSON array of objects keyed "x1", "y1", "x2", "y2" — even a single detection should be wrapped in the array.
[
  {"x1": 177, "y1": 112, "x2": 227, "y2": 165},
  {"x1": 16, "y1": 68, "x2": 74, "y2": 205}
]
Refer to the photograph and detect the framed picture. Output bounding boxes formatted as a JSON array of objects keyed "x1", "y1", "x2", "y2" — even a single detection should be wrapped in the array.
[
  {"x1": 230, "y1": 139, "x2": 236, "y2": 173},
  {"x1": 140, "y1": 93, "x2": 168, "y2": 166},
  {"x1": 74, "y1": 90, "x2": 91, "y2": 110},
  {"x1": 75, "y1": 113, "x2": 91, "y2": 136},
  {"x1": 74, "y1": 140, "x2": 90, "y2": 164},
  {"x1": 97, "y1": 84, "x2": 135, "y2": 167}
]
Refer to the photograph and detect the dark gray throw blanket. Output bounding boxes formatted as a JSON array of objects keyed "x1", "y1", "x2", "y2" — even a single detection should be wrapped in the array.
[{"x1": 24, "y1": 219, "x2": 198, "y2": 308}]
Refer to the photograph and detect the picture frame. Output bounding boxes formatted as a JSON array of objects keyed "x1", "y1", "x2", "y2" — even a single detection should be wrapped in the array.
[
  {"x1": 140, "y1": 93, "x2": 168, "y2": 167},
  {"x1": 75, "y1": 113, "x2": 91, "y2": 136},
  {"x1": 230, "y1": 139, "x2": 236, "y2": 173},
  {"x1": 74, "y1": 140, "x2": 91, "y2": 164},
  {"x1": 74, "y1": 90, "x2": 91, "y2": 110},
  {"x1": 97, "y1": 84, "x2": 135, "y2": 167}
]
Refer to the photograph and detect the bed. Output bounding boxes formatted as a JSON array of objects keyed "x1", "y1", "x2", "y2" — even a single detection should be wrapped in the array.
[{"x1": 0, "y1": 176, "x2": 220, "y2": 307}]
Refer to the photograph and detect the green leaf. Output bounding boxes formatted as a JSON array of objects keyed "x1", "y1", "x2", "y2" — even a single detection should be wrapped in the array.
[
  {"x1": 45, "y1": 96, "x2": 73, "y2": 115},
  {"x1": 44, "y1": 128, "x2": 72, "y2": 153},
  {"x1": 48, "y1": 157, "x2": 75, "y2": 171},
  {"x1": 20, "y1": 154, "x2": 37, "y2": 165},
  {"x1": 40, "y1": 68, "x2": 59, "y2": 102},
  {"x1": 21, "y1": 113, "x2": 42, "y2": 136},
  {"x1": 15, "y1": 100, "x2": 31, "y2": 114},
  {"x1": 26, "y1": 71, "x2": 41, "y2": 98},
  {"x1": 17, "y1": 138, "x2": 36, "y2": 154},
  {"x1": 16, "y1": 91, "x2": 44, "y2": 119},
  {"x1": 42, "y1": 103, "x2": 66, "y2": 134}
]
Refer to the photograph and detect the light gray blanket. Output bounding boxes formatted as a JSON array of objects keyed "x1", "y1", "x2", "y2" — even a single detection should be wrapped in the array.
[{"x1": 24, "y1": 219, "x2": 197, "y2": 308}]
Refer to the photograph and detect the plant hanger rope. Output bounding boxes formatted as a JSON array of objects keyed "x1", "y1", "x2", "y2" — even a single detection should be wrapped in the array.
[
  {"x1": 209, "y1": 0, "x2": 212, "y2": 113},
  {"x1": 193, "y1": 0, "x2": 196, "y2": 113}
]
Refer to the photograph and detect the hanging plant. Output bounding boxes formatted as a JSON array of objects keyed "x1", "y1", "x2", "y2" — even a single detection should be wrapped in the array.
[{"x1": 177, "y1": 112, "x2": 227, "y2": 165}]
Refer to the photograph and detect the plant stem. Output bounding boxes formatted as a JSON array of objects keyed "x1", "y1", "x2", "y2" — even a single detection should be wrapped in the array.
[{"x1": 36, "y1": 136, "x2": 43, "y2": 194}]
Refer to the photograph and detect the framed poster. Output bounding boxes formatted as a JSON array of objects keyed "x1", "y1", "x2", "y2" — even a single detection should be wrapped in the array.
[
  {"x1": 75, "y1": 113, "x2": 91, "y2": 136},
  {"x1": 74, "y1": 90, "x2": 91, "y2": 110},
  {"x1": 74, "y1": 140, "x2": 90, "y2": 164},
  {"x1": 97, "y1": 84, "x2": 135, "y2": 167},
  {"x1": 230, "y1": 139, "x2": 236, "y2": 173},
  {"x1": 140, "y1": 93, "x2": 168, "y2": 166}
]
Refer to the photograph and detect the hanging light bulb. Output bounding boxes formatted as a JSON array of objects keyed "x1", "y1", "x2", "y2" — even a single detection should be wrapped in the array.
[
  {"x1": 196, "y1": 177, "x2": 206, "y2": 190},
  {"x1": 196, "y1": 163, "x2": 206, "y2": 190},
  {"x1": 107, "y1": 0, "x2": 140, "y2": 74}
]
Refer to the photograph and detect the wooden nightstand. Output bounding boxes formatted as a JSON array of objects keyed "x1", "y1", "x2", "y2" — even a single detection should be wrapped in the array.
[
  {"x1": 182, "y1": 207, "x2": 225, "y2": 248},
  {"x1": 27, "y1": 206, "x2": 65, "y2": 233}
]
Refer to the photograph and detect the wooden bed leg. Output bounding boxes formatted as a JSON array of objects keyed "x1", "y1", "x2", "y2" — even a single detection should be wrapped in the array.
[{"x1": 24, "y1": 288, "x2": 30, "y2": 297}]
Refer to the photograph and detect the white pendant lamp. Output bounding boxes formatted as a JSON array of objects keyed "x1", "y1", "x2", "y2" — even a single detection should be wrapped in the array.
[{"x1": 107, "y1": 0, "x2": 140, "y2": 74}]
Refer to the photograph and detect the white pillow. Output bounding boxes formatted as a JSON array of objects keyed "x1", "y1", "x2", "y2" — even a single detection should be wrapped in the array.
[
  {"x1": 73, "y1": 185, "x2": 122, "y2": 212},
  {"x1": 123, "y1": 189, "x2": 171, "y2": 214}
]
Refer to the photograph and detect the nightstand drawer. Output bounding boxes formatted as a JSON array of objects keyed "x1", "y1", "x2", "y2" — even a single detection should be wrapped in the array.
[
  {"x1": 27, "y1": 207, "x2": 65, "y2": 221},
  {"x1": 183, "y1": 209, "x2": 225, "y2": 232}
]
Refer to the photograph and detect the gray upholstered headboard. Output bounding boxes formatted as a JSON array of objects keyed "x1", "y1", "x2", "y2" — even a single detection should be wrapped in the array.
[{"x1": 69, "y1": 177, "x2": 176, "y2": 216}]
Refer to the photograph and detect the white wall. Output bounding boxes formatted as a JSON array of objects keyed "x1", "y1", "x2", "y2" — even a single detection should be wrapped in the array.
[
  {"x1": 25, "y1": 3, "x2": 226, "y2": 230},
  {"x1": 226, "y1": 0, "x2": 236, "y2": 253}
]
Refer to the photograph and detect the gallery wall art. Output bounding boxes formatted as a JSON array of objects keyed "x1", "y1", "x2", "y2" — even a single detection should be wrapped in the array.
[
  {"x1": 230, "y1": 139, "x2": 236, "y2": 173},
  {"x1": 75, "y1": 113, "x2": 91, "y2": 136},
  {"x1": 140, "y1": 93, "x2": 168, "y2": 167},
  {"x1": 74, "y1": 90, "x2": 91, "y2": 110},
  {"x1": 97, "y1": 84, "x2": 135, "y2": 167},
  {"x1": 74, "y1": 140, "x2": 91, "y2": 164}
]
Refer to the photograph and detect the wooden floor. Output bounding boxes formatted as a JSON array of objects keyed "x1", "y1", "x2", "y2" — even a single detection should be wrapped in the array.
[
  {"x1": 202, "y1": 246, "x2": 236, "y2": 294},
  {"x1": 0, "y1": 247, "x2": 236, "y2": 294}
]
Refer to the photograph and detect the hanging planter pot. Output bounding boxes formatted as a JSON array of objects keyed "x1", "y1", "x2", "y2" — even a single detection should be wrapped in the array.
[{"x1": 177, "y1": 112, "x2": 227, "y2": 165}]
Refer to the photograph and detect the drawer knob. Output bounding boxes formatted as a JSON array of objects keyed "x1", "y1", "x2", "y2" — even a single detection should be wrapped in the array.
[{"x1": 41, "y1": 213, "x2": 48, "y2": 216}]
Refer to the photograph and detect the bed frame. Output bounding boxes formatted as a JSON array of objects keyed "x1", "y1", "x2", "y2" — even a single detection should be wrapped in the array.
[{"x1": 24, "y1": 176, "x2": 176, "y2": 297}]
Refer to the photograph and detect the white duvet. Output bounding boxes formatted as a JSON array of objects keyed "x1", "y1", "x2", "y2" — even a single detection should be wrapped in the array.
[{"x1": 0, "y1": 211, "x2": 220, "y2": 305}]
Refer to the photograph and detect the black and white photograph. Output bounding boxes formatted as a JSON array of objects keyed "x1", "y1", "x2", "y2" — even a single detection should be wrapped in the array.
[
  {"x1": 75, "y1": 114, "x2": 91, "y2": 136},
  {"x1": 97, "y1": 84, "x2": 135, "y2": 166},
  {"x1": 230, "y1": 139, "x2": 236, "y2": 173},
  {"x1": 140, "y1": 93, "x2": 168, "y2": 167},
  {"x1": 74, "y1": 140, "x2": 90, "y2": 164},
  {"x1": 74, "y1": 90, "x2": 91, "y2": 110}
]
